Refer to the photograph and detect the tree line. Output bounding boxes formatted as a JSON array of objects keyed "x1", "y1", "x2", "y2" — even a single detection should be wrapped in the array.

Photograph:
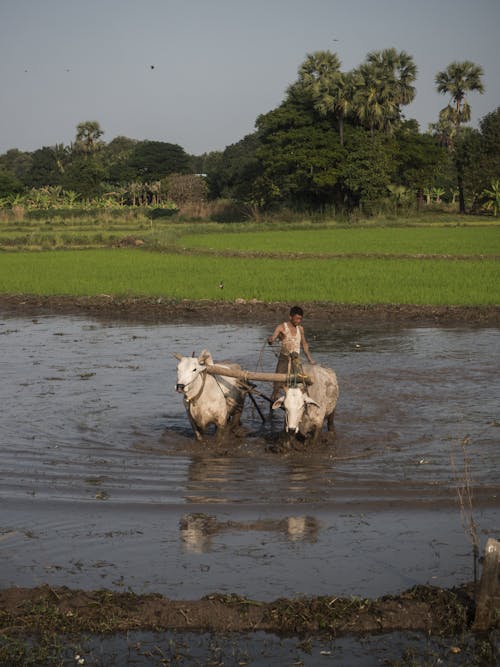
[{"x1": 1, "y1": 49, "x2": 499, "y2": 217}]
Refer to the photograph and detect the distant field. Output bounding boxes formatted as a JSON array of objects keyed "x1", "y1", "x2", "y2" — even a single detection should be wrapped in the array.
[
  {"x1": 0, "y1": 249, "x2": 498, "y2": 306},
  {"x1": 179, "y1": 227, "x2": 500, "y2": 256}
]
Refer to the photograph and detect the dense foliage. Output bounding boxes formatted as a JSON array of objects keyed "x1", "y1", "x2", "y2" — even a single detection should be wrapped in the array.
[{"x1": 0, "y1": 51, "x2": 497, "y2": 217}]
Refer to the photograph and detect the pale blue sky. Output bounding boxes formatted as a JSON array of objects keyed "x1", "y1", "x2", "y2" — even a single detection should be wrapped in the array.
[{"x1": 1, "y1": 0, "x2": 499, "y2": 155}]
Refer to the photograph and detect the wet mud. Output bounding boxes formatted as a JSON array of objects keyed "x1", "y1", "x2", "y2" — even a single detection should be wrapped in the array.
[
  {"x1": 1, "y1": 292, "x2": 499, "y2": 326},
  {"x1": 1, "y1": 304, "x2": 499, "y2": 664}
]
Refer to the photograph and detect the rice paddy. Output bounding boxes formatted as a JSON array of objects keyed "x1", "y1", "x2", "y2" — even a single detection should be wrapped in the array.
[
  {"x1": 0, "y1": 215, "x2": 498, "y2": 306},
  {"x1": 0, "y1": 248, "x2": 498, "y2": 306}
]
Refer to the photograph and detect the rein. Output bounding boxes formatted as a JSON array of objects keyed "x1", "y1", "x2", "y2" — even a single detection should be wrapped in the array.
[
  {"x1": 184, "y1": 368, "x2": 208, "y2": 405},
  {"x1": 184, "y1": 367, "x2": 228, "y2": 407}
]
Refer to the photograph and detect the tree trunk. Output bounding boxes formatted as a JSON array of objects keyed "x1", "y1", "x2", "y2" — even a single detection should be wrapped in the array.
[
  {"x1": 416, "y1": 187, "x2": 424, "y2": 210},
  {"x1": 457, "y1": 173, "x2": 466, "y2": 214}
]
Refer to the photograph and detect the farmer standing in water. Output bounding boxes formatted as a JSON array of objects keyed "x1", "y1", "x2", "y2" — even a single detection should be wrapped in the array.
[{"x1": 267, "y1": 305, "x2": 315, "y2": 402}]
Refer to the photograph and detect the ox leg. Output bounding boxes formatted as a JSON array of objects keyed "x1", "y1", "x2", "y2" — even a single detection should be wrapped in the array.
[
  {"x1": 186, "y1": 405, "x2": 204, "y2": 442},
  {"x1": 215, "y1": 423, "x2": 228, "y2": 444},
  {"x1": 230, "y1": 404, "x2": 242, "y2": 428},
  {"x1": 310, "y1": 428, "x2": 320, "y2": 446}
]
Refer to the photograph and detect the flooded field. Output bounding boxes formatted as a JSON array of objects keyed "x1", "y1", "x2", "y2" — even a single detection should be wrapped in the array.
[{"x1": 1, "y1": 312, "x2": 499, "y2": 665}]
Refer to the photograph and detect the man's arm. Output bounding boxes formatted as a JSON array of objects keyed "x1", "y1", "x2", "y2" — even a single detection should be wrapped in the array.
[{"x1": 268, "y1": 323, "x2": 284, "y2": 345}]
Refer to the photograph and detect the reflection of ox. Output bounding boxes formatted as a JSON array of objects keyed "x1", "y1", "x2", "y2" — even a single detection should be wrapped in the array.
[
  {"x1": 272, "y1": 364, "x2": 339, "y2": 444},
  {"x1": 175, "y1": 349, "x2": 246, "y2": 441}
]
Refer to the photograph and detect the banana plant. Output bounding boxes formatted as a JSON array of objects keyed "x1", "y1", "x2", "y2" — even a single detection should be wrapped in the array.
[
  {"x1": 482, "y1": 180, "x2": 500, "y2": 217},
  {"x1": 431, "y1": 186, "x2": 446, "y2": 203}
]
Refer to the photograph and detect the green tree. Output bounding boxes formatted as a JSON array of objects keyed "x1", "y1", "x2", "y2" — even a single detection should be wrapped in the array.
[
  {"x1": 256, "y1": 98, "x2": 345, "y2": 209},
  {"x1": 394, "y1": 122, "x2": 446, "y2": 207},
  {"x1": 74, "y1": 120, "x2": 105, "y2": 154},
  {"x1": 126, "y1": 141, "x2": 190, "y2": 182},
  {"x1": 477, "y1": 107, "x2": 500, "y2": 187},
  {"x1": 0, "y1": 148, "x2": 33, "y2": 183},
  {"x1": 206, "y1": 134, "x2": 262, "y2": 201},
  {"x1": 339, "y1": 126, "x2": 396, "y2": 211},
  {"x1": 0, "y1": 169, "x2": 23, "y2": 197},
  {"x1": 25, "y1": 147, "x2": 64, "y2": 187},
  {"x1": 104, "y1": 136, "x2": 139, "y2": 185},
  {"x1": 62, "y1": 155, "x2": 107, "y2": 199},
  {"x1": 435, "y1": 60, "x2": 485, "y2": 213}
]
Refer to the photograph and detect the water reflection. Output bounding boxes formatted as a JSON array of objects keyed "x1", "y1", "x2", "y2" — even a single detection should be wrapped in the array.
[{"x1": 179, "y1": 512, "x2": 320, "y2": 553}]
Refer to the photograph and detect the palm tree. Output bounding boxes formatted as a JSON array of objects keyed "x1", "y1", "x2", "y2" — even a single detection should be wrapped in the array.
[
  {"x1": 435, "y1": 61, "x2": 484, "y2": 132},
  {"x1": 435, "y1": 61, "x2": 484, "y2": 212},
  {"x1": 295, "y1": 51, "x2": 350, "y2": 145},
  {"x1": 75, "y1": 121, "x2": 104, "y2": 154},
  {"x1": 352, "y1": 48, "x2": 417, "y2": 136}
]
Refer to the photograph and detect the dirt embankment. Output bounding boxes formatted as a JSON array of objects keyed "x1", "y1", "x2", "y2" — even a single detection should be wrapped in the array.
[
  {"x1": 0, "y1": 583, "x2": 478, "y2": 638},
  {"x1": 0, "y1": 294, "x2": 499, "y2": 326}
]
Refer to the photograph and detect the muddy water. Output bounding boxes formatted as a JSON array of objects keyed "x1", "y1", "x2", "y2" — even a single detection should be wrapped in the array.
[{"x1": 1, "y1": 315, "x2": 499, "y2": 607}]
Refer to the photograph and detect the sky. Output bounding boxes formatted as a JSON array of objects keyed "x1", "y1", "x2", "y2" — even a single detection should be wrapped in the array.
[{"x1": 1, "y1": 0, "x2": 499, "y2": 156}]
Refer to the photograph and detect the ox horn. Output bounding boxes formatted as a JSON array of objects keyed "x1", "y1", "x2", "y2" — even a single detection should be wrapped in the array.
[{"x1": 172, "y1": 353, "x2": 182, "y2": 360}]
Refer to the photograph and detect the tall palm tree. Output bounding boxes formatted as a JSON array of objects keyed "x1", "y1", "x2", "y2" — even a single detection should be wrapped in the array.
[
  {"x1": 435, "y1": 61, "x2": 484, "y2": 212},
  {"x1": 353, "y1": 48, "x2": 417, "y2": 136},
  {"x1": 435, "y1": 61, "x2": 484, "y2": 133},
  {"x1": 367, "y1": 48, "x2": 417, "y2": 106},
  {"x1": 295, "y1": 51, "x2": 350, "y2": 145}
]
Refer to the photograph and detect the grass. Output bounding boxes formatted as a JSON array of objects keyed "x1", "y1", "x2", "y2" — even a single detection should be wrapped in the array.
[
  {"x1": 178, "y1": 227, "x2": 500, "y2": 256},
  {"x1": 0, "y1": 249, "x2": 498, "y2": 306}
]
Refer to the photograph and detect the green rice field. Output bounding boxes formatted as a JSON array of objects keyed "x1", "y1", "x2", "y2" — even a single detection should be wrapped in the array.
[
  {"x1": 0, "y1": 249, "x2": 498, "y2": 306},
  {"x1": 179, "y1": 227, "x2": 500, "y2": 256}
]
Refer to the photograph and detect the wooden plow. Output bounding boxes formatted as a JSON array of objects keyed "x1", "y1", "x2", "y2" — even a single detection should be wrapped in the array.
[{"x1": 205, "y1": 364, "x2": 313, "y2": 422}]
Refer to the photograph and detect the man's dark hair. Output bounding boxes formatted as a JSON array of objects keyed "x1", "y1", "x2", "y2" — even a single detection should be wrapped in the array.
[{"x1": 289, "y1": 306, "x2": 303, "y2": 317}]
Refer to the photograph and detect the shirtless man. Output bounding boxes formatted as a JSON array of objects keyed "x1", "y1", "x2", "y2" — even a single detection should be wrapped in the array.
[{"x1": 267, "y1": 306, "x2": 315, "y2": 401}]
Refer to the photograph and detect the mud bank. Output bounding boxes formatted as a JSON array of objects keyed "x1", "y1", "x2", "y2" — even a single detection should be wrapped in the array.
[
  {"x1": 0, "y1": 583, "x2": 480, "y2": 638},
  {"x1": 1, "y1": 293, "x2": 499, "y2": 325}
]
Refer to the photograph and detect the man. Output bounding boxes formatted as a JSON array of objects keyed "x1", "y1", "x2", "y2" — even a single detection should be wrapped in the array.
[{"x1": 267, "y1": 306, "x2": 315, "y2": 402}]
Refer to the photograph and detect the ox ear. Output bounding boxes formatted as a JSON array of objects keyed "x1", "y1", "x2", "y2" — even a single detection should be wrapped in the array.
[
  {"x1": 198, "y1": 349, "x2": 213, "y2": 365},
  {"x1": 172, "y1": 353, "x2": 183, "y2": 361},
  {"x1": 272, "y1": 396, "x2": 285, "y2": 410},
  {"x1": 304, "y1": 396, "x2": 320, "y2": 408}
]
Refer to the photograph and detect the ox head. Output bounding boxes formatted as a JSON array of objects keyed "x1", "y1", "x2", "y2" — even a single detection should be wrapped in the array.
[
  {"x1": 174, "y1": 349, "x2": 213, "y2": 394},
  {"x1": 272, "y1": 387, "x2": 319, "y2": 433}
]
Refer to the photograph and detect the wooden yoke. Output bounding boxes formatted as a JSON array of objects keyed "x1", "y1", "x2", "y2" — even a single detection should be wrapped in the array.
[{"x1": 205, "y1": 364, "x2": 313, "y2": 385}]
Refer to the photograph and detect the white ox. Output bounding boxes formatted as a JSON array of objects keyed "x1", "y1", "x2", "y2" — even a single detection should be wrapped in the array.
[
  {"x1": 175, "y1": 349, "x2": 246, "y2": 441},
  {"x1": 272, "y1": 364, "x2": 339, "y2": 444}
]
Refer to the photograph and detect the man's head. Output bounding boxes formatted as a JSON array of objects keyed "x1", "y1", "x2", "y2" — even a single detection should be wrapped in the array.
[{"x1": 289, "y1": 305, "x2": 303, "y2": 326}]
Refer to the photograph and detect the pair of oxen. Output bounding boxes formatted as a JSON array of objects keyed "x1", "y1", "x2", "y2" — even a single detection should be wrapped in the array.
[{"x1": 174, "y1": 349, "x2": 339, "y2": 444}]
